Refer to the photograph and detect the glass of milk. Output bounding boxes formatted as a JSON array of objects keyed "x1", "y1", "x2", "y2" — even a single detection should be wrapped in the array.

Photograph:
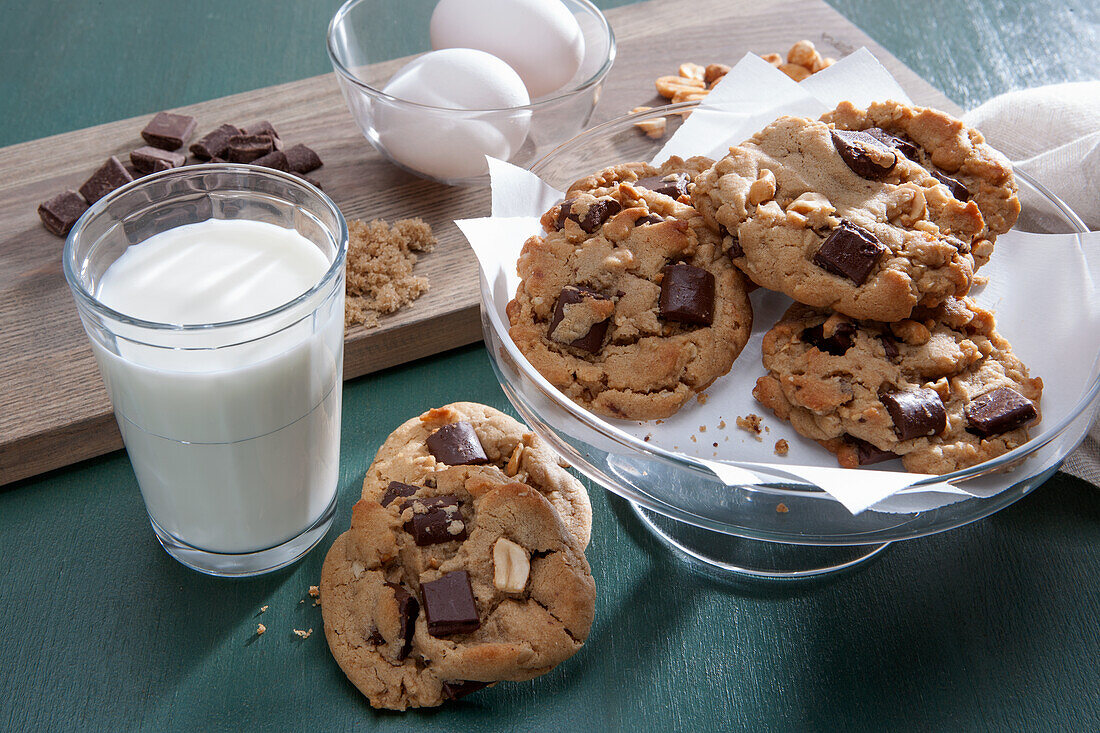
[{"x1": 63, "y1": 165, "x2": 348, "y2": 577}]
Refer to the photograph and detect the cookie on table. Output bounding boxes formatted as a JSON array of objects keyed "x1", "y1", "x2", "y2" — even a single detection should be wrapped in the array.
[
  {"x1": 692, "y1": 114, "x2": 987, "y2": 322},
  {"x1": 821, "y1": 99, "x2": 1020, "y2": 265},
  {"x1": 506, "y1": 161, "x2": 754, "y2": 421},
  {"x1": 320, "y1": 466, "x2": 596, "y2": 710},
  {"x1": 362, "y1": 402, "x2": 592, "y2": 549},
  {"x1": 752, "y1": 297, "x2": 1043, "y2": 475}
]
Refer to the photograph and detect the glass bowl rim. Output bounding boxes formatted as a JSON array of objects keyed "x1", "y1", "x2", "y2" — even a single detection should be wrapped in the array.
[{"x1": 325, "y1": 0, "x2": 617, "y2": 114}]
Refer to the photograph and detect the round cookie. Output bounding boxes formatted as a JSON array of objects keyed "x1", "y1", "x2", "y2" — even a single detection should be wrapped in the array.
[
  {"x1": 752, "y1": 297, "x2": 1043, "y2": 475},
  {"x1": 692, "y1": 115, "x2": 988, "y2": 322},
  {"x1": 821, "y1": 99, "x2": 1020, "y2": 265},
  {"x1": 362, "y1": 402, "x2": 592, "y2": 550},
  {"x1": 506, "y1": 164, "x2": 754, "y2": 421},
  {"x1": 321, "y1": 466, "x2": 596, "y2": 710}
]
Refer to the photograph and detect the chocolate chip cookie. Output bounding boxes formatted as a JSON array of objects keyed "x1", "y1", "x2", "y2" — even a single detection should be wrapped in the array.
[
  {"x1": 821, "y1": 100, "x2": 1020, "y2": 266},
  {"x1": 506, "y1": 160, "x2": 754, "y2": 421},
  {"x1": 752, "y1": 297, "x2": 1043, "y2": 474},
  {"x1": 321, "y1": 466, "x2": 596, "y2": 710},
  {"x1": 692, "y1": 114, "x2": 988, "y2": 322},
  {"x1": 362, "y1": 402, "x2": 592, "y2": 549}
]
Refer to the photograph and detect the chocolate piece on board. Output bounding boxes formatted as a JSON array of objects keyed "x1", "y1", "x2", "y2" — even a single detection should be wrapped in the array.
[
  {"x1": 421, "y1": 571, "x2": 480, "y2": 637},
  {"x1": 79, "y1": 156, "x2": 134, "y2": 204},
  {"x1": 932, "y1": 170, "x2": 971, "y2": 201},
  {"x1": 881, "y1": 388, "x2": 947, "y2": 441},
  {"x1": 226, "y1": 134, "x2": 275, "y2": 163},
  {"x1": 831, "y1": 129, "x2": 897, "y2": 180},
  {"x1": 426, "y1": 422, "x2": 490, "y2": 466},
  {"x1": 385, "y1": 583, "x2": 419, "y2": 660},
  {"x1": 812, "y1": 221, "x2": 887, "y2": 285},
  {"x1": 400, "y1": 496, "x2": 467, "y2": 546},
  {"x1": 380, "y1": 481, "x2": 418, "y2": 507},
  {"x1": 252, "y1": 150, "x2": 289, "y2": 172},
  {"x1": 190, "y1": 124, "x2": 242, "y2": 159},
  {"x1": 635, "y1": 172, "x2": 689, "y2": 198},
  {"x1": 38, "y1": 191, "x2": 88, "y2": 236},
  {"x1": 242, "y1": 120, "x2": 280, "y2": 140},
  {"x1": 140, "y1": 111, "x2": 197, "y2": 151},
  {"x1": 547, "y1": 286, "x2": 611, "y2": 353},
  {"x1": 130, "y1": 145, "x2": 186, "y2": 174},
  {"x1": 659, "y1": 264, "x2": 715, "y2": 326},
  {"x1": 284, "y1": 144, "x2": 323, "y2": 173},
  {"x1": 965, "y1": 387, "x2": 1037, "y2": 436}
]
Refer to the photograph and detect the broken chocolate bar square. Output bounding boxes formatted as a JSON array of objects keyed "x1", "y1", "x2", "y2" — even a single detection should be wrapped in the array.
[
  {"x1": 242, "y1": 120, "x2": 280, "y2": 141},
  {"x1": 140, "y1": 111, "x2": 197, "y2": 151},
  {"x1": 284, "y1": 144, "x2": 323, "y2": 174},
  {"x1": 380, "y1": 481, "x2": 418, "y2": 507},
  {"x1": 881, "y1": 388, "x2": 947, "y2": 441},
  {"x1": 931, "y1": 170, "x2": 971, "y2": 201},
  {"x1": 831, "y1": 129, "x2": 897, "y2": 180},
  {"x1": 421, "y1": 571, "x2": 480, "y2": 637},
  {"x1": 555, "y1": 198, "x2": 622, "y2": 233},
  {"x1": 547, "y1": 285, "x2": 611, "y2": 353},
  {"x1": 385, "y1": 583, "x2": 419, "y2": 660},
  {"x1": 79, "y1": 156, "x2": 134, "y2": 204},
  {"x1": 635, "y1": 172, "x2": 689, "y2": 198},
  {"x1": 426, "y1": 421, "x2": 489, "y2": 466},
  {"x1": 130, "y1": 145, "x2": 186, "y2": 174},
  {"x1": 659, "y1": 264, "x2": 715, "y2": 326},
  {"x1": 38, "y1": 191, "x2": 89, "y2": 236},
  {"x1": 965, "y1": 387, "x2": 1037, "y2": 437},
  {"x1": 812, "y1": 220, "x2": 887, "y2": 285},
  {"x1": 252, "y1": 150, "x2": 289, "y2": 172},
  {"x1": 400, "y1": 496, "x2": 467, "y2": 546},
  {"x1": 226, "y1": 134, "x2": 275, "y2": 163},
  {"x1": 190, "y1": 123, "x2": 242, "y2": 159}
]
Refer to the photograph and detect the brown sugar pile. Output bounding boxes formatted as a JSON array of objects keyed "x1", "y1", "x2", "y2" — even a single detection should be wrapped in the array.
[{"x1": 345, "y1": 218, "x2": 435, "y2": 329}]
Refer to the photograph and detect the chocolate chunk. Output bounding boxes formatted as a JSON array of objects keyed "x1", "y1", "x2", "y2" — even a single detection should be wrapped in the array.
[
  {"x1": 189, "y1": 124, "x2": 241, "y2": 159},
  {"x1": 130, "y1": 145, "x2": 186, "y2": 174},
  {"x1": 865, "y1": 127, "x2": 919, "y2": 160},
  {"x1": 812, "y1": 220, "x2": 887, "y2": 285},
  {"x1": 720, "y1": 224, "x2": 744, "y2": 258},
  {"x1": 635, "y1": 172, "x2": 689, "y2": 198},
  {"x1": 252, "y1": 150, "x2": 289, "y2": 172},
  {"x1": 547, "y1": 286, "x2": 611, "y2": 353},
  {"x1": 931, "y1": 170, "x2": 971, "y2": 201},
  {"x1": 242, "y1": 120, "x2": 280, "y2": 141},
  {"x1": 79, "y1": 156, "x2": 134, "y2": 204},
  {"x1": 140, "y1": 111, "x2": 197, "y2": 151},
  {"x1": 365, "y1": 626, "x2": 385, "y2": 646},
  {"x1": 421, "y1": 571, "x2": 480, "y2": 637},
  {"x1": 385, "y1": 583, "x2": 419, "y2": 660},
  {"x1": 881, "y1": 388, "x2": 947, "y2": 441},
  {"x1": 831, "y1": 129, "x2": 897, "y2": 180},
  {"x1": 38, "y1": 191, "x2": 88, "y2": 236},
  {"x1": 442, "y1": 681, "x2": 490, "y2": 700},
  {"x1": 636, "y1": 214, "x2": 664, "y2": 226},
  {"x1": 426, "y1": 421, "x2": 489, "y2": 466},
  {"x1": 880, "y1": 332, "x2": 900, "y2": 360},
  {"x1": 555, "y1": 198, "x2": 622, "y2": 233},
  {"x1": 800, "y1": 321, "x2": 856, "y2": 356},
  {"x1": 226, "y1": 134, "x2": 275, "y2": 163},
  {"x1": 301, "y1": 176, "x2": 323, "y2": 190},
  {"x1": 285, "y1": 144, "x2": 323, "y2": 173},
  {"x1": 380, "y1": 481, "x2": 417, "y2": 507},
  {"x1": 399, "y1": 496, "x2": 467, "y2": 546},
  {"x1": 659, "y1": 264, "x2": 715, "y2": 326},
  {"x1": 965, "y1": 387, "x2": 1037, "y2": 437},
  {"x1": 847, "y1": 435, "x2": 900, "y2": 465}
]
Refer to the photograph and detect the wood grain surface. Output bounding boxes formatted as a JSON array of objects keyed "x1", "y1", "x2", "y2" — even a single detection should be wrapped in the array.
[{"x1": 0, "y1": 0, "x2": 954, "y2": 485}]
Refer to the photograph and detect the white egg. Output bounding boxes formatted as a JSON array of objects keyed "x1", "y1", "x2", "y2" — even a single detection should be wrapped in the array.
[
  {"x1": 430, "y1": 0, "x2": 586, "y2": 99},
  {"x1": 376, "y1": 48, "x2": 532, "y2": 181}
]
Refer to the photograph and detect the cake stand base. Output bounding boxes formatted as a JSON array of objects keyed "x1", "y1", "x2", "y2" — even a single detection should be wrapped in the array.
[{"x1": 628, "y1": 502, "x2": 891, "y2": 580}]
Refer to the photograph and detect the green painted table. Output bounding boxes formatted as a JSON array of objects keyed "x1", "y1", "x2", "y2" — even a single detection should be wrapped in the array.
[{"x1": 2, "y1": 1, "x2": 1098, "y2": 730}]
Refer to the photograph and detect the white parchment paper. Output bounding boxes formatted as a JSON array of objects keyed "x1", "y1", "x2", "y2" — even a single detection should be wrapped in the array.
[{"x1": 458, "y1": 50, "x2": 1100, "y2": 514}]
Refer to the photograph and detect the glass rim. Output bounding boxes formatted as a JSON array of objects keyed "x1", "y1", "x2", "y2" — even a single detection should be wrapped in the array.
[
  {"x1": 325, "y1": 0, "x2": 616, "y2": 114},
  {"x1": 62, "y1": 163, "x2": 349, "y2": 333}
]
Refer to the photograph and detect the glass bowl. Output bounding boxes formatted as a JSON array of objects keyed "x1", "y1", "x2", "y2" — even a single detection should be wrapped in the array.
[
  {"x1": 326, "y1": 0, "x2": 615, "y2": 186},
  {"x1": 479, "y1": 103, "x2": 1097, "y2": 577}
]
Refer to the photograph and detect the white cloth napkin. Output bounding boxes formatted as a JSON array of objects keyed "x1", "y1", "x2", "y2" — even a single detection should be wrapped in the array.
[{"x1": 963, "y1": 81, "x2": 1100, "y2": 484}]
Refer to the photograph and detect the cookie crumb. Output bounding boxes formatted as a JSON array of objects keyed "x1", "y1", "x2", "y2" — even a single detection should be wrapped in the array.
[
  {"x1": 698, "y1": 425, "x2": 706, "y2": 433},
  {"x1": 774, "y1": 439, "x2": 789, "y2": 456},
  {"x1": 776, "y1": 503, "x2": 789, "y2": 514},
  {"x1": 259, "y1": 605, "x2": 268, "y2": 613},
  {"x1": 293, "y1": 628, "x2": 313, "y2": 639},
  {"x1": 690, "y1": 434, "x2": 697, "y2": 443},
  {"x1": 736, "y1": 414, "x2": 764, "y2": 440},
  {"x1": 308, "y1": 585, "x2": 320, "y2": 598},
  {"x1": 256, "y1": 623, "x2": 266, "y2": 635},
  {"x1": 718, "y1": 420, "x2": 727, "y2": 429},
  {"x1": 713, "y1": 442, "x2": 718, "y2": 448},
  {"x1": 696, "y1": 393, "x2": 708, "y2": 405},
  {"x1": 345, "y1": 218, "x2": 435, "y2": 329},
  {"x1": 644, "y1": 434, "x2": 652, "y2": 442}
]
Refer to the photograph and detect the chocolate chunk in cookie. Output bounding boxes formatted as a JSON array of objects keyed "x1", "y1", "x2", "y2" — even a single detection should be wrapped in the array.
[
  {"x1": 401, "y1": 495, "x2": 468, "y2": 546},
  {"x1": 385, "y1": 583, "x2": 419, "y2": 660},
  {"x1": 932, "y1": 170, "x2": 971, "y2": 201},
  {"x1": 422, "y1": 570, "x2": 481, "y2": 637},
  {"x1": 381, "y1": 481, "x2": 418, "y2": 507},
  {"x1": 547, "y1": 286, "x2": 612, "y2": 353},
  {"x1": 442, "y1": 681, "x2": 491, "y2": 700},
  {"x1": 426, "y1": 421, "x2": 490, "y2": 466},
  {"x1": 965, "y1": 387, "x2": 1037, "y2": 436},
  {"x1": 555, "y1": 197, "x2": 622, "y2": 233},
  {"x1": 865, "y1": 127, "x2": 919, "y2": 160},
  {"x1": 800, "y1": 321, "x2": 856, "y2": 356},
  {"x1": 848, "y1": 435, "x2": 900, "y2": 465},
  {"x1": 830, "y1": 129, "x2": 897, "y2": 179},
  {"x1": 812, "y1": 221, "x2": 887, "y2": 285},
  {"x1": 636, "y1": 172, "x2": 689, "y2": 198},
  {"x1": 881, "y1": 388, "x2": 947, "y2": 441},
  {"x1": 659, "y1": 264, "x2": 715, "y2": 325},
  {"x1": 636, "y1": 214, "x2": 664, "y2": 225}
]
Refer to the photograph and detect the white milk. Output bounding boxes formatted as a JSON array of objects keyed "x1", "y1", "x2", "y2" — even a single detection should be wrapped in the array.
[{"x1": 93, "y1": 219, "x2": 343, "y2": 554}]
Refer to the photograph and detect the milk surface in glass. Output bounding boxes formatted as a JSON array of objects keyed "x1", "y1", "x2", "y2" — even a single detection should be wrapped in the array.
[{"x1": 93, "y1": 219, "x2": 342, "y2": 554}]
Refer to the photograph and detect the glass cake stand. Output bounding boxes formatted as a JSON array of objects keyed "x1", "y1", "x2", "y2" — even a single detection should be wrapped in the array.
[{"x1": 479, "y1": 103, "x2": 1097, "y2": 579}]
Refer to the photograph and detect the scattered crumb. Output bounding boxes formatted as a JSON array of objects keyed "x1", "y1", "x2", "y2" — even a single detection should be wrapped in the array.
[
  {"x1": 299, "y1": 599, "x2": 305, "y2": 604},
  {"x1": 294, "y1": 628, "x2": 313, "y2": 639},
  {"x1": 698, "y1": 425, "x2": 706, "y2": 433},
  {"x1": 696, "y1": 393, "x2": 708, "y2": 405},
  {"x1": 345, "y1": 218, "x2": 435, "y2": 329},
  {"x1": 718, "y1": 420, "x2": 727, "y2": 429},
  {"x1": 736, "y1": 414, "x2": 764, "y2": 440},
  {"x1": 712, "y1": 442, "x2": 718, "y2": 448},
  {"x1": 314, "y1": 599, "x2": 322, "y2": 607},
  {"x1": 656, "y1": 419, "x2": 664, "y2": 425},
  {"x1": 259, "y1": 605, "x2": 268, "y2": 613},
  {"x1": 689, "y1": 434, "x2": 697, "y2": 443},
  {"x1": 309, "y1": 585, "x2": 320, "y2": 598},
  {"x1": 643, "y1": 434, "x2": 652, "y2": 442},
  {"x1": 764, "y1": 426, "x2": 770, "y2": 433},
  {"x1": 774, "y1": 439, "x2": 789, "y2": 456},
  {"x1": 256, "y1": 623, "x2": 266, "y2": 636},
  {"x1": 776, "y1": 503, "x2": 789, "y2": 514}
]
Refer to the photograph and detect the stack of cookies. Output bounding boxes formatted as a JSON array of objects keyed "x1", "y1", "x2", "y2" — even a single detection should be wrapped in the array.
[
  {"x1": 320, "y1": 402, "x2": 595, "y2": 710},
  {"x1": 508, "y1": 100, "x2": 1043, "y2": 475}
]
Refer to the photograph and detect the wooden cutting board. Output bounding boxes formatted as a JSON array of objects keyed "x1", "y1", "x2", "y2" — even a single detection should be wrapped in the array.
[{"x1": 0, "y1": 0, "x2": 954, "y2": 485}]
